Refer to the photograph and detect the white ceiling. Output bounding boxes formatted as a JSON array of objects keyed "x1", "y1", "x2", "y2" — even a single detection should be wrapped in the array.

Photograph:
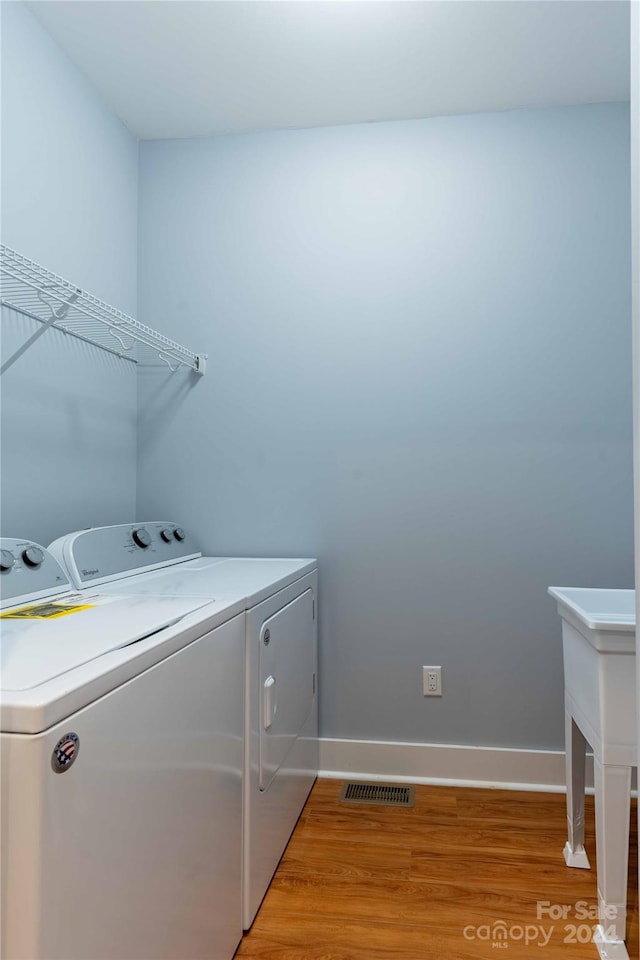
[{"x1": 28, "y1": 0, "x2": 630, "y2": 141}]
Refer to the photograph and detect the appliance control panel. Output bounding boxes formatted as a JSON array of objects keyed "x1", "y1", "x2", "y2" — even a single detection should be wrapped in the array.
[
  {"x1": 48, "y1": 522, "x2": 201, "y2": 588},
  {"x1": 0, "y1": 538, "x2": 71, "y2": 608}
]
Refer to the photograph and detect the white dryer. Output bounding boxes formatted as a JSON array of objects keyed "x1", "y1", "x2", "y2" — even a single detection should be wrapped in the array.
[
  {"x1": 0, "y1": 537, "x2": 245, "y2": 960},
  {"x1": 49, "y1": 522, "x2": 319, "y2": 929}
]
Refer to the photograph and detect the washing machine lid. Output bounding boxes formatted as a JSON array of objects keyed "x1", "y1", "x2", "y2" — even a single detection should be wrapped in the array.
[{"x1": 1, "y1": 593, "x2": 214, "y2": 691}]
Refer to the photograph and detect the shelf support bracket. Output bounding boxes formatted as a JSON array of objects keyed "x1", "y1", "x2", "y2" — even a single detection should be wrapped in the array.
[
  {"x1": 1, "y1": 291, "x2": 79, "y2": 375},
  {"x1": 158, "y1": 352, "x2": 182, "y2": 373},
  {"x1": 108, "y1": 328, "x2": 136, "y2": 353}
]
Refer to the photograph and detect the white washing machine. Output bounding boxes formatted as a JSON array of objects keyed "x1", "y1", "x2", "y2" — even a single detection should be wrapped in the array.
[
  {"x1": 0, "y1": 537, "x2": 245, "y2": 960},
  {"x1": 49, "y1": 521, "x2": 319, "y2": 930}
]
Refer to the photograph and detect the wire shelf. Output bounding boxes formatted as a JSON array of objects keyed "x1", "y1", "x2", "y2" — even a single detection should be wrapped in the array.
[{"x1": 0, "y1": 245, "x2": 206, "y2": 375}]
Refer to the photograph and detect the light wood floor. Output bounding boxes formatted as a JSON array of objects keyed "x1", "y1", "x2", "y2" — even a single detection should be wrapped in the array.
[{"x1": 235, "y1": 779, "x2": 638, "y2": 959}]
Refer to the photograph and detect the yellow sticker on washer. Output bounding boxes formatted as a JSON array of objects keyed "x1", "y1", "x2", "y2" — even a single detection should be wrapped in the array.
[{"x1": 0, "y1": 601, "x2": 95, "y2": 619}]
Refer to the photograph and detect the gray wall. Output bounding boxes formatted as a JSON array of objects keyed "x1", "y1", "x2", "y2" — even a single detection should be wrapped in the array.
[
  {"x1": 143, "y1": 103, "x2": 629, "y2": 750},
  {"x1": 1, "y1": 2, "x2": 139, "y2": 545}
]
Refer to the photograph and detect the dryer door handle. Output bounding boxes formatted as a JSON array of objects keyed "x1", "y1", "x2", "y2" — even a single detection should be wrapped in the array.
[{"x1": 263, "y1": 675, "x2": 276, "y2": 730}]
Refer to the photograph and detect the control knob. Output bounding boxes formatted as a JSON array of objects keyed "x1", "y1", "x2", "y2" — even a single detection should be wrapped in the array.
[
  {"x1": 0, "y1": 550, "x2": 15, "y2": 571},
  {"x1": 160, "y1": 529, "x2": 173, "y2": 543},
  {"x1": 23, "y1": 546, "x2": 45, "y2": 568},
  {"x1": 132, "y1": 528, "x2": 152, "y2": 549},
  {"x1": 173, "y1": 528, "x2": 186, "y2": 542}
]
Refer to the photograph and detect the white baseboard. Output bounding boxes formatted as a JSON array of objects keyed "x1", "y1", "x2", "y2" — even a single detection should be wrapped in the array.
[{"x1": 318, "y1": 737, "x2": 597, "y2": 793}]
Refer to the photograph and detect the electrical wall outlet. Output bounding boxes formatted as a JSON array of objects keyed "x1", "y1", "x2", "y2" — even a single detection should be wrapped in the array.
[{"x1": 423, "y1": 666, "x2": 442, "y2": 696}]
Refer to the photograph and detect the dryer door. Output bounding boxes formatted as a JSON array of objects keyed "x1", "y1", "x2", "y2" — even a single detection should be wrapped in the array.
[{"x1": 259, "y1": 589, "x2": 315, "y2": 791}]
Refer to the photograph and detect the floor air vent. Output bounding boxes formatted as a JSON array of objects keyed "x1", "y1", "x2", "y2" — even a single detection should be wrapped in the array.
[{"x1": 339, "y1": 781, "x2": 415, "y2": 807}]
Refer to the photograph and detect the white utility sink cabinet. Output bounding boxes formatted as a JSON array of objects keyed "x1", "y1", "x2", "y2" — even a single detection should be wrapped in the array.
[{"x1": 549, "y1": 587, "x2": 636, "y2": 960}]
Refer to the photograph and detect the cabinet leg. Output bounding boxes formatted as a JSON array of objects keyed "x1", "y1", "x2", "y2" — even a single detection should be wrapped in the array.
[
  {"x1": 563, "y1": 711, "x2": 590, "y2": 869},
  {"x1": 593, "y1": 758, "x2": 631, "y2": 959}
]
